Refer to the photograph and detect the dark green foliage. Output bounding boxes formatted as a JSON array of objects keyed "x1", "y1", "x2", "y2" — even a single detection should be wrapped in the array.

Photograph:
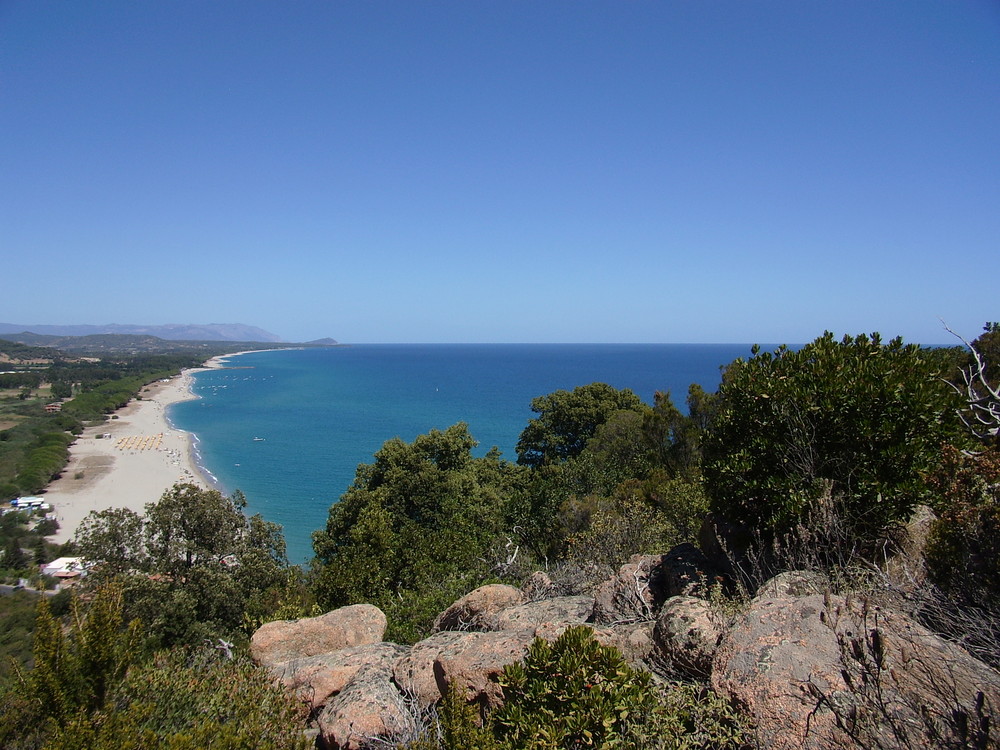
[
  {"x1": 43, "y1": 648, "x2": 310, "y2": 750},
  {"x1": 561, "y1": 475, "x2": 709, "y2": 571},
  {"x1": 0, "y1": 591, "x2": 43, "y2": 688},
  {"x1": 404, "y1": 628, "x2": 751, "y2": 750},
  {"x1": 512, "y1": 388, "x2": 715, "y2": 563},
  {"x1": 1, "y1": 509, "x2": 62, "y2": 581},
  {"x1": 312, "y1": 423, "x2": 520, "y2": 642},
  {"x1": 74, "y1": 484, "x2": 289, "y2": 648},
  {"x1": 494, "y1": 626, "x2": 661, "y2": 748},
  {"x1": 642, "y1": 386, "x2": 717, "y2": 480},
  {"x1": 516, "y1": 383, "x2": 645, "y2": 468},
  {"x1": 12, "y1": 431, "x2": 75, "y2": 495},
  {"x1": 703, "y1": 332, "x2": 967, "y2": 540},
  {"x1": 925, "y1": 446, "x2": 1000, "y2": 612},
  {"x1": 26, "y1": 585, "x2": 143, "y2": 729},
  {"x1": 972, "y1": 323, "x2": 1000, "y2": 386}
]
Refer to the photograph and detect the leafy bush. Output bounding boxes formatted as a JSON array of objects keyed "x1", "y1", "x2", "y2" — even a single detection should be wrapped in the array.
[
  {"x1": 493, "y1": 626, "x2": 661, "y2": 748},
  {"x1": 312, "y1": 424, "x2": 520, "y2": 642},
  {"x1": 925, "y1": 446, "x2": 1000, "y2": 611},
  {"x1": 43, "y1": 648, "x2": 310, "y2": 750},
  {"x1": 516, "y1": 383, "x2": 645, "y2": 468},
  {"x1": 405, "y1": 626, "x2": 751, "y2": 750},
  {"x1": 703, "y1": 332, "x2": 966, "y2": 540}
]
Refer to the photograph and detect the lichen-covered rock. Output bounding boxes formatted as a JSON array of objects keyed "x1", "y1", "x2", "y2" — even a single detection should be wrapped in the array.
[
  {"x1": 652, "y1": 595, "x2": 722, "y2": 678},
  {"x1": 433, "y1": 584, "x2": 525, "y2": 632},
  {"x1": 520, "y1": 570, "x2": 554, "y2": 601},
  {"x1": 250, "y1": 604, "x2": 387, "y2": 670},
  {"x1": 592, "y1": 621, "x2": 656, "y2": 670},
  {"x1": 392, "y1": 630, "x2": 472, "y2": 707},
  {"x1": 431, "y1": 629, "x2": 538, "y2": 710},
  {"x1": 318, "y1": 657, "x2": 413, "y2": 750},
  {"x1": 712, "y1": 593, "x2": 1000, "y2": 750},
  {"x1": 270, "y1": 642, "x2": 408, "y2": 711},
  {"x1": 494, "y1": 595, "x2": 594, "y2": 632},
  {"x1": 753, "y1": 570, "x2": 827, "y2": 601},
  {"x1": 592, "y1": 554, "x2": 672, "y2": 625}
]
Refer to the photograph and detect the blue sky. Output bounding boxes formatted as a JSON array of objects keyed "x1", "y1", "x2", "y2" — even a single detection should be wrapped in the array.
[{"x1": 2, "y1": 1, "x2": 998, "y2": 344}]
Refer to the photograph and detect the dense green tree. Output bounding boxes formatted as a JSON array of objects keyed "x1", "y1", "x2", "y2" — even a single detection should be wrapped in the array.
[
  {"x1": 312, "y1": 423, "x2": 520, "y2": 642},
  {"x1": 144, "y1": 485, "x2": 251, "y2": 574},
  {"x1": 703, "y1": 332, "x2": 967, "y2": 539},
  {"x1": 73, "y1": 484, "x2": 289, "y2": 647},
  {"x1": 74, "y1": 507, "x2": 146, "y2": 577},
  {"x1": 2, "y1": 535, "x2": 29, "y2": 571},
  {"x1": 516, "y1": 383, "x2": 645, "y2": 468}
]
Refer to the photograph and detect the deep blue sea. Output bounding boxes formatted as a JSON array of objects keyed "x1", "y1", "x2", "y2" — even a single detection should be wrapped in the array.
[{"x1": 167, "y1": 344, "x2": 756, "y2": 564}]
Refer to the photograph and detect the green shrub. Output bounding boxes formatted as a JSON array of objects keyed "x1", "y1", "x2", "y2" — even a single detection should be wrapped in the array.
[
  {"x1": 493, "y1": 626, "x2": 661, "y2": 748},
  {"x1": 925, "y1": 446, "x2": 1000, "y2": 611},
  {"x1": 704, "y1": 332, "x2": 966, "y2": 540},
  {"x1": 405, "y1": 626, "x2": 752, "y2": 750},
  {"x1": 43, "y1": 648, "x2": 310, "y2": 750}
]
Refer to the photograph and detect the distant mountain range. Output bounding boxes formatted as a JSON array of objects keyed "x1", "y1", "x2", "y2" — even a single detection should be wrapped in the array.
[{"x1": 0, "y1": 323, "x2": 284, "y2": 343}]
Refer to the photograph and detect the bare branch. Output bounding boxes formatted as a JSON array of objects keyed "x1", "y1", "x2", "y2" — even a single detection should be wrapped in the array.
[{"x1": 942, "y1": 322, "x2": 1000, "y2": 440}]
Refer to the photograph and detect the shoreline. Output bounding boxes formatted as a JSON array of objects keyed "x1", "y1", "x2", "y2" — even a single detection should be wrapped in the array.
[{"x1": 43, "y1": 356, "x2": 233, "y2": 545}]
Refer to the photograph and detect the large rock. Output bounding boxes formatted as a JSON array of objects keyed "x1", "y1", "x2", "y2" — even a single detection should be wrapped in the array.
[
  {"x1": 270, "y1": 642, "x2": 408, "y2": 711},
  {"x1": 652, "y1": 595, "x2": 722, "y2": 679},
  {"x1": 753, "y1": 570, "x2": 827, "y2": 601},
  {"x1": 250, "y1": 604, "x2": 386, "y2": 670},
  {"x1": 713, "y1": 593, "x2": 1000, "y2": 750},
  {"x1": 592, "y1": 554, "x2": 672, "y2": 625},
  {"x1": 392, "y1": 630, "x2": 472, "y2": 707},
  {"x1": 592, "y1": 621, "x2": 656, "y2": 670},
  {"x1": 494, "y1": 595, "x2": 594, "y2": 632},
  {"x1": 433, "y1": 584, "x2": 525, "y2": 633},
  {"x1": 431, "y1": 629, "x2": 538, "y2": 710},
  {"x1": 520, "y1": 570, "x2": 554, "y2": 601},
  {"x1": 318, "y1": 657, "x2": 413, "y2": 750}
]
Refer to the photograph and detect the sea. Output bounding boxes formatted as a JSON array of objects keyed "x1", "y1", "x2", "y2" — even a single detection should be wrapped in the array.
[{"x1": 167, "y1": 344, "x2": 758, "y2": 564}]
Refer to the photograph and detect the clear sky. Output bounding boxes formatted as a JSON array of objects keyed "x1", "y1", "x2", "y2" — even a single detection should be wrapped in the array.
[{"x1": 2, "y1": 1, "x2": 998, "y2": 344}]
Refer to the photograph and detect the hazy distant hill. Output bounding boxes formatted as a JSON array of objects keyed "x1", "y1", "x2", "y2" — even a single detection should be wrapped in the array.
[
  {"x1": 0, "y1": 332, "x2": 301, "y2": 355},
  {"x1": 0, "y1": 322, "x2": 283, "y2": 343}
]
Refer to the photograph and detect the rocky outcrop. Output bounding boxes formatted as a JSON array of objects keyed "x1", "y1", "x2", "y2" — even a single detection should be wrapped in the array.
[
  {"x1": 592, "y1": 621, "x2": 656, "y2": 668},
  {"x1": 433, "y1": 584, "x2": 525, "y2": 632},
  {"x1": 392, "y1": 630, "x2": 472, "y2": 707},
  {"x1": 752, "y1": 569, "x2": 827, "y2": 601},
  {"x1": 317, "y1": 655, "x2": 415, "y2": 750},
  {"x1": 652, "y1": 595, "x2": 722, "y2": 678},
  {"x1": 250, "y1": 558, "x2": 1000, "y2": 750},
  {"x1": 712, "y1": 592, "x2": 1000, "y2": 750},
  {"x1": 272, "y1": 642, "x2": 407, "y2": 711},
  {"x1": 494, "y1": 595, "x2": 594, "y2": 632},
  {"x1": 592, "y1": 554, "x2": 671, "y2": 625},
  {"x1": 250, "y1": 604, "x2": 387, "y2": 670},
  {"x1": 430, "y1": 629, "x2": 538, "y2": 710}
]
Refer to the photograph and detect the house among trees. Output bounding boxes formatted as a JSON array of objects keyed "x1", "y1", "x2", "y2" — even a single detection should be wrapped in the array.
[{"x1": 41, "y1": 556, "x2": 86, "y2": 584}]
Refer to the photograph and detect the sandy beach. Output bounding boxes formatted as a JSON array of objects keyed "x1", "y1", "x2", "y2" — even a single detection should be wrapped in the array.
[{"x1": 44, "y1": 359, "x2": 228, "y2": 545}]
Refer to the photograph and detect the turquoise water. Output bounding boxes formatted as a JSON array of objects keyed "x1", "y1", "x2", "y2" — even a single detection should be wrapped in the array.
[{"x1": 168, "y1": 344, "x2": 756, "y2": 564}]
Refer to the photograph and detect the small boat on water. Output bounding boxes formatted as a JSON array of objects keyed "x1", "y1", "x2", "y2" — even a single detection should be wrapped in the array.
[{"x1": 252, "y1": 437, "x2": 266, "y2": 442}]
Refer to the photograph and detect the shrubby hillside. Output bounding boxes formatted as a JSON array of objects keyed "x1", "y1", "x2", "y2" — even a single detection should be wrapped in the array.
[{"x1": 2, "y1": 324, "x2": 998, "y2": 749}]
